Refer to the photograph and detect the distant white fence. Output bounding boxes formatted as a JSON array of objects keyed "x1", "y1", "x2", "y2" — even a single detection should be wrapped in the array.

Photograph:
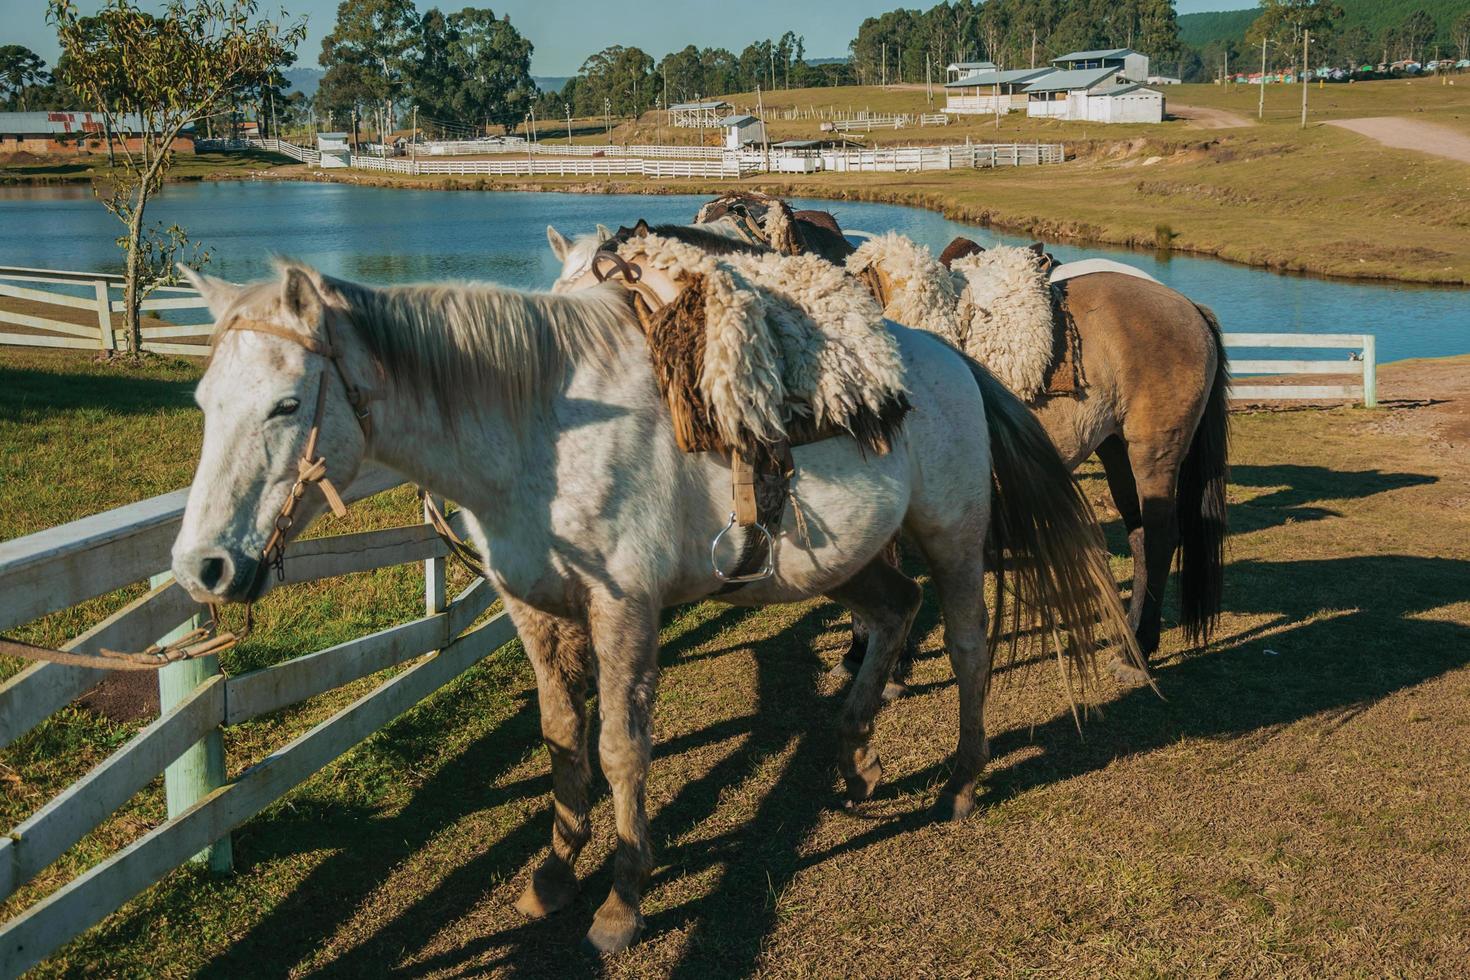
[
  {"x1": 423, "y1": 139, "x2": 729, "y2": 160},
  {"x1": 0, "y1": 473, "x2": 514, "y2": 976},
  {"x1": 832, "y1": 113, "x2": 913, "y2": 132},
  {"x1": 818, "y1": 142, "x2": 1064, "y2": 172},
  {"x1": 195, "y1": 136, "x2": 320, "y2": 166},
  {"x1": 1224, "y1": 332, "x2": 1378, "y2": 407},
  {"x1": 0, "y1": 266, "x2": 210, "y2": 355},
  {"x1": 349, "y1": 152, "x2": 754, "y2": 179}
]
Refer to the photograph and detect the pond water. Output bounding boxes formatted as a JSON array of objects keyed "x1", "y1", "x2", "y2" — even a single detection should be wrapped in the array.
[{"x1": 1, "y1": 181, "x2": 1465, "y2": 363}]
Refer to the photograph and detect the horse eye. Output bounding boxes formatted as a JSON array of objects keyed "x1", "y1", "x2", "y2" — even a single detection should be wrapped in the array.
[{"x1": 269, "y1": 397, "x2": 301, "y2": 419}]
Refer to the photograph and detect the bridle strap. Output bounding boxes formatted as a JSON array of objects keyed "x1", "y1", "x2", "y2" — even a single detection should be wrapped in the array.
[{"x1": 224, "y1": 316, "x2": 376, "y2": 441}]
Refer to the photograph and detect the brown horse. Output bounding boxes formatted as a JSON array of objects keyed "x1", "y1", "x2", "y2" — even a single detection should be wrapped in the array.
[{"x1": 898, "y1": 235, "x2": 1230, "y2": 664}]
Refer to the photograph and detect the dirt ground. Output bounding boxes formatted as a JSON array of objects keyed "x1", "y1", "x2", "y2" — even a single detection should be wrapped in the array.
[
  {"x1": 1327, "y1": 116, "x2": 1470, "y2": 164},
  {"x1": 1169, "y1": 103, "x2": 1256, "y2": 129}
]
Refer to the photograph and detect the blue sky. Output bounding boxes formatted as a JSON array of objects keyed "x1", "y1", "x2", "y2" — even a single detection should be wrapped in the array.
[{"x1": 1, "y1": 0, "x2": 1256, "y2": 76}]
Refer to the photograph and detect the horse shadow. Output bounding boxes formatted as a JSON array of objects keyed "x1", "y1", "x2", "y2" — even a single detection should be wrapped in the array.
[{"x1": 0, "y1": 364, "x2": 198, "y2": 420}]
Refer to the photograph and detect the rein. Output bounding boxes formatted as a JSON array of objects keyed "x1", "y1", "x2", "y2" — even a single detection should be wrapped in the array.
[{"x1": 0, "y1": 315, "x2": 369, "y2": 673}]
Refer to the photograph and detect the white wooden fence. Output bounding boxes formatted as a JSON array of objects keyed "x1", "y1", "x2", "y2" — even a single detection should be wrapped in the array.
[
  {"x1": 349, "y1": 152, "x2": 754, "y2": 179},
  {"x1": 195, "y1": 136, "x2": 321, "y2": 166},
  {"x1": 423, "y1": 140, "x2": 729, "y2": 160},
  {"x1": 818, "y1": 142, "x2": 1064, "y2": 172},
  {"x1": 0, "y1": 470, "x2": 516, "y2": 976},
  {"x1": 0, "y1": 267, "x2": 210, "y2": 356},
  {"x1": 1224, "y1": 332, "x2": 1378, "y2": 407}
]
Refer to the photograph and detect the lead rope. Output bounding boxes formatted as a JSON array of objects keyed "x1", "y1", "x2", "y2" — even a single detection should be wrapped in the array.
[{"x1": 0, "y1": 368, "x2": 349, "y2": 672}]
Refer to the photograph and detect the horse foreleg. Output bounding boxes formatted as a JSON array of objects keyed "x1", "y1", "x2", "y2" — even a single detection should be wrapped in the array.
[
  {"x1": 583, "y1": 597, "x2": 660, "y2": 954},
  {"x1": 509, "y1": 600, "x2": 594, "y2": 919},
  {"x1": 827, "y1": 558, "x2": 922, "y2": 805},
  {"x1": 832, "y1": 537, "x2": 918, "y2": 699}
]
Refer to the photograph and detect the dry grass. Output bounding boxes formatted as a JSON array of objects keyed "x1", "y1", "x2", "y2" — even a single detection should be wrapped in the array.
[{"x1": 2, "y1": 346, "x2": 1469, "y2": 976}]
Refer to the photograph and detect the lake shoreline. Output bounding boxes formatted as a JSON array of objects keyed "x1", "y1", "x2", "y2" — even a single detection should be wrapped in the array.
[{"x1": 190, "y1": 165, "x2": 1469, "y2": 289}]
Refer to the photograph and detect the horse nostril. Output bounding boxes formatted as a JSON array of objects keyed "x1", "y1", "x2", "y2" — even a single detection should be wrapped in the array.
[{"x1": 197, "y1": 555, "x2": 229, "y2": 592}]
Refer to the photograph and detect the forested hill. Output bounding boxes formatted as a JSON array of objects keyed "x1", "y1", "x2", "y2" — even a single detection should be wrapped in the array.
[
  {"x1": 1180, "y1": 1, "x2": 1470, "y2": 51},
  {"x1": 1178, "y1": 9, "x2": 1257, "y2": 49}
]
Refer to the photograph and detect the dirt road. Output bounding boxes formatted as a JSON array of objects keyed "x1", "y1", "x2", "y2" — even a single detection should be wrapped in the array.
[
  {"x1": 1169, "y1": 103, "x2": 1255, "y2": 129},
  {"x1": 1328, "y1": 116, "x2": 1470, "y2": 164}
]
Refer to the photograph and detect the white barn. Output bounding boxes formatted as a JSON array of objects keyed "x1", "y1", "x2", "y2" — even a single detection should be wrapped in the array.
[
  {"x1": 720, "y1": 114, "x2": 765, "y2": 150},
  {"x1": 316, "y1": 132, "x2": 350, "y2": 167},
  {"x1": 1050, "y1": 47, "x2": 1150, "y2": 83},
  {"x1": 1023, "y1": 67, "x2": 1164, "y2": 123},
  {"x1": 944, "y1": 67, "x2": 1055, "y2": 115}
]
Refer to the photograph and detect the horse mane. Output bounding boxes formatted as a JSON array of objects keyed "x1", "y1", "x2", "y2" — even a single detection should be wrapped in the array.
[{"x1": 294, "y1": 269, "x2": 635, "y2": 422}]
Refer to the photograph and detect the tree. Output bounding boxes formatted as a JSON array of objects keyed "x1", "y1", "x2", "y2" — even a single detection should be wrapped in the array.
[
  {"x1": 0, "y1": 46, "x2": 50, "y2": 111},
  {"x1": 1456, "y1": 11, "x2": 1470, "y2": 62},
  {"x1": 444, "y1": 8, "x2": 535, "y2": 133},
  {"x1": 1249, "y1": 0, "x2": 1343, "y2": 69},
  {"x1": 319, "y1": 0, "x2": 418, "y2": 148},
  {"x1": 409, "y1": 7, "x2": 458, "y2": 121},
  {"x1": 577, "y1": 45, "x2": 653, "y2": 117},
  {"x1": 50, "y1": 0, "x2": 304, "y2": 355},
  {"x1": 1398, "y1": 8, "x2": 1436, "y2": 64}
]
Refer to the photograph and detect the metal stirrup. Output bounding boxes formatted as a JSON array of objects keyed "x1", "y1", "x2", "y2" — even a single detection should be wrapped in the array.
[{"x1": 710, "y1": 513, "x2": 775, "y2": 584}]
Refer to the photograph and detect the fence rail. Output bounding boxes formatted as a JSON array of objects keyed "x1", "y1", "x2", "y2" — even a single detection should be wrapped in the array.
[
  {"x1": 1223, "y1": 332, "x2": 1377, "y2": 406},
  {"x1": 0, "y1": 267, "x2": 210, "y2": 356},
  {"x1": 349, "y1": 152, "x2": 753, "y2": 179},
  {"x1": 0, "y1": 469, "x2": 515, "y2": 976}
]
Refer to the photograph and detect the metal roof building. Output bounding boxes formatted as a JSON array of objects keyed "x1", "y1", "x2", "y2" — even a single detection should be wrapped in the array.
[{"x1": 667, "y1": 101, "x2": 732, "y2": 128}]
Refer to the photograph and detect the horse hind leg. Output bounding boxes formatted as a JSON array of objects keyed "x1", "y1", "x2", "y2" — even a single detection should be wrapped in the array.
[
  {"x1": 922, "y1": 547, "x2": 991, "y2": 822},
  {"x1": 1097, "y1": 436, "x2": 1153, "y2": 683},
  {"x1": 1127, "y1": 440, "x2": 1185, "y2": 664},
  {"x1": 826, "y1": 556, "x2": 923, "y2": 804},
  {"x1": 508, "y1": 600, "x2": 595, "y2": 919}
]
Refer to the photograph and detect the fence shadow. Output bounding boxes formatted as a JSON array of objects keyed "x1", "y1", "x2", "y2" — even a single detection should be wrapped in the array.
[{"x1": 0, "y1": 364, "x2": 198, "y2": 420}]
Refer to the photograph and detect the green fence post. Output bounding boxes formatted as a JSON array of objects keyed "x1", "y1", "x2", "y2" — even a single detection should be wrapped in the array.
[
  {"x1": 154, "y1": 573, "x2": 233, "y2": 872},
  {"x1": 1361, "y1": 334, "x2": 1377, "y2": 408}
]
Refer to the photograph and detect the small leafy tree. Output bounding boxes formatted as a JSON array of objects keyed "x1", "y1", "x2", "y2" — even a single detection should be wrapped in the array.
[
  {"x1": 1456, "y1": 11, "x2": 1470, "y2": 63},
  {"x1": 49, "y1": 0, "x2": 304, "y2": 355}
]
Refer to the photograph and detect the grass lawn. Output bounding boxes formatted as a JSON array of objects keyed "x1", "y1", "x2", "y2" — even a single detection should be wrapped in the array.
[
  {"x1": 0, "y1": 149, "x2": 303, "y2": 185},
  {"x1": 2, "y1": 346, "x2": 1469, "y2": 976}
]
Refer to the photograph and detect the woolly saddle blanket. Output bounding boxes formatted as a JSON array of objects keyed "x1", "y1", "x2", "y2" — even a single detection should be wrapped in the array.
[
  {"x1": 847, "y1": 233, "x2": 1081, "y2": 401},
  {"x1": 615, "y1": 233, "x2": 911, "y2": 458}
]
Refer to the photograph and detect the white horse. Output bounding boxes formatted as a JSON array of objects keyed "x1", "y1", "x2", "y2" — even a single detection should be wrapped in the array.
[{"x1": 172, "y1": 260, "x2": 1137, "y2": 953}]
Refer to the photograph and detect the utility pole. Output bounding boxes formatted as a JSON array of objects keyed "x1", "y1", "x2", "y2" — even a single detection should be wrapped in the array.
[
  {"x1": 1031, "y1": 29, "x2": 1037, "y2": 69},
  {"x1": 411, "y1": 105, "x2": 417, "y2": 168},
  {"x1": 926, "y1": 53, "x2": 932, "y2": 104},
  {"x1": 1259, "y1": 36, "x2": 1268, "y2": 120},
  {"x1": 565, "y1": 102, "x2": 572, "y2": 144},
  {"x1": 881, "y1": 42, "x2": 887, "y2": 87},
  {"x1": 1301, "y1": 29, "x2": 1310, "y2": 128},
  {"x1": 756, "y1": 84, "x2": 769, "y2": 173}
]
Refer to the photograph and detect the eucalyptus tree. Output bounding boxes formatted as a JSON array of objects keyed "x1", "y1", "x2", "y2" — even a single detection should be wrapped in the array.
[
  {"x1": 444, "y1": 7, "x2": 536, "y2": 133},
  {"x1": 49, "y1": 0, "x2": 304, "y2": 355},
  {"x1": 319, "y1": 0, "x2": 419, "y2": 147}
]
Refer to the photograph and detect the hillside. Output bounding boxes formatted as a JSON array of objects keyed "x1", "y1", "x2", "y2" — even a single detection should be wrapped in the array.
[{"x1": 1180, "y1": 0, "x2": 1470, "y2": 50}]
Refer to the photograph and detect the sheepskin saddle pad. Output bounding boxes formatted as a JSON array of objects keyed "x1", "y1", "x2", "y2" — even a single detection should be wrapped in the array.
[
  {"x1": 616, "y1": 232, "x2": 911, "y2": 459},
  {"x1": 848, "y1": 234, "x2": 1082, "y2": 401}
]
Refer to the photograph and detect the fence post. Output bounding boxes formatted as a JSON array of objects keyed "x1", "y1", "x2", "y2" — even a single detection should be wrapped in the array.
[
  {"x1": 94, "y1": 281, "x2": 115, "y2": 352},
  {"x1": 1361, "y1": 334, "x2": 1377, "y2": 408},
  {"x1": 155, "y1": 572, "x2": 233, "y2": 872},
  {"x1": 424, "y1": 496, "x2": 447, "y2": 616}
]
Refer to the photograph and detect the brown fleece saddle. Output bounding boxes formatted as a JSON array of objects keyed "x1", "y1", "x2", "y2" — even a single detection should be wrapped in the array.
[{"x1": 597, "y1": 252, "x2": 909, "y2": 588}]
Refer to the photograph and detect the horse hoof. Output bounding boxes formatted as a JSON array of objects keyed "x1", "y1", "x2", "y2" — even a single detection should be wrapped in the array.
[
  {"x1": 881, "y1": 680, "x2": 908, "y2": 702},
  {"x1": 930, "y1": 793, "x2": 974, "y2": 823},
  {"x1": 1108, "y1": 656, "x2": 1151, "y2": 687},
  {"x1": 584, "y1": 906, "x2": 644, "y2": 955},
  {"x1": 827, "y1": 660, "x2": 856, "y2": 682},
  {"x1": 844, "y1": 753, "x2": 883, "y2": 803},
  {"x1": 513, "y1": 864, "x2": 578, "y2": 918}
]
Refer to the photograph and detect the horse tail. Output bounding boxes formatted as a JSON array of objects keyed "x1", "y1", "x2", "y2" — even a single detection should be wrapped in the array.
[
  {"x1": 967, "y1": 358, "x2": 1147, "y2": 703},
  {"x1": 1176, "y1": 303, "x2": 1231, "y2": 647}
]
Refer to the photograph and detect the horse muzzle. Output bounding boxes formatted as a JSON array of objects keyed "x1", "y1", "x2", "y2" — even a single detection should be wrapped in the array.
[{"x1": 173, "y1": 545, "x2": 265, "y2": 604}]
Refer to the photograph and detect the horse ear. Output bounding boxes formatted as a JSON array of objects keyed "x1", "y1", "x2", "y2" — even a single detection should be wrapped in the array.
[
  {"x1": 633, "y1": 219, "x2": 652, "y2": 236},
  {"x1": 596, "y1": 223, "x2": 612, "y2": 242},
  {"x1": 1028, "y1": 242, "x2": 1047, "y2": 256},
  {"x1": 280, "y1": 264, "x2": 324, "y2": 327},
  {"x1": 176, "y1": 264, "x2": 240, "y2": 316},
  {"x1": 546, "y1": 225, "x2": 570, "y2": 261}
]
